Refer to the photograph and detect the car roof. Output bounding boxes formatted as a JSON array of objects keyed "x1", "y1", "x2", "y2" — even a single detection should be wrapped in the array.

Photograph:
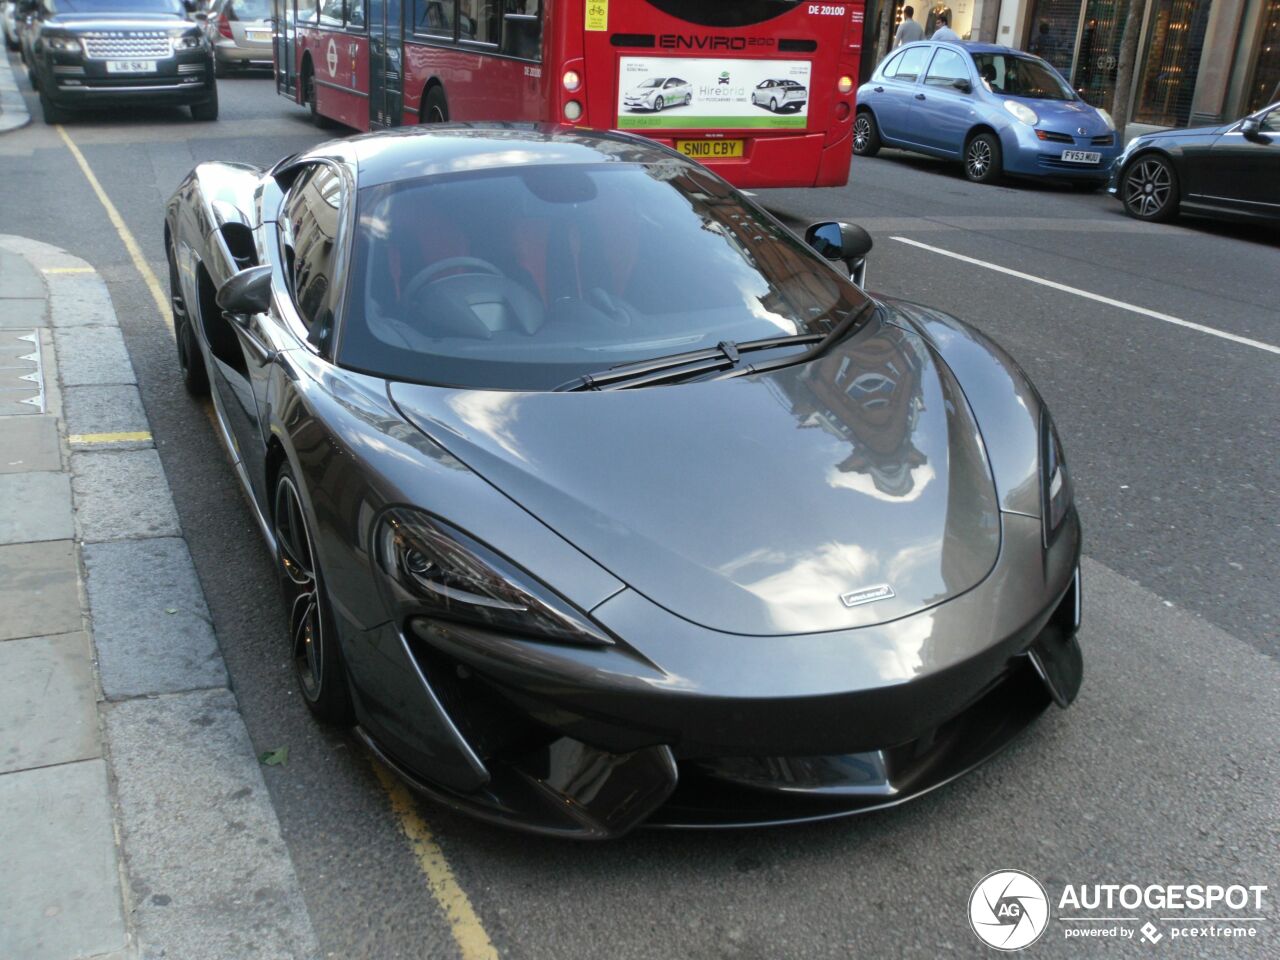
[
  {"x1": 326, "y1": 123, "x2": 693, "y2": 189},
  {"x1": 896, "y1": 40, "x2": 1035, "y2": 55}
]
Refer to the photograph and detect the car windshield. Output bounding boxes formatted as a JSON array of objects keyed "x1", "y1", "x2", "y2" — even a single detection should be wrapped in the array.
[
  {"x1": 341, "y1": 163, "x2": 869, "y2": 391},
  {"x1": 229, "y1": 0, "x2": 270, "y2": 18},
  {"x1": 971, "y1": 53, "x2": 1075, "y2": 100},
  {"x1": 640, "y1": 78, "x2": 664, "y2": 88},
  {"x1": 52, "y1": 0, "x2": 186, "y2": 12}
]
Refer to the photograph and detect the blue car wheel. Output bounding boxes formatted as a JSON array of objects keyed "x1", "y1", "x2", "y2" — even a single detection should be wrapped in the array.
[
  {"x1": 965, "y1": 132, "x2": 1002, "y2": 184},
  {"x1": 853, "y1": 111, "x2": 881, "y2": 157}
]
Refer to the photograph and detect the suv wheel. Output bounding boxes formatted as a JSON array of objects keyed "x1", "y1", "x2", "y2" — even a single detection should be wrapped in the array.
[
  {"x1": 191, "y1": 84, "x2": 219, "y2": 121},
  {"x1": 39, "y1": 88, "x2": 67, "y2": 125}
]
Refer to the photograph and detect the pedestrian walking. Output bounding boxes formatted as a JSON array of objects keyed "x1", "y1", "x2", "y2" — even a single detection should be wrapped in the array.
[
  {"x1": 894, "y1": 5, "x2": 924, "y2": 47},
  {"x1": 931, "y1": 12, "x2": 959, "y2": 41}
]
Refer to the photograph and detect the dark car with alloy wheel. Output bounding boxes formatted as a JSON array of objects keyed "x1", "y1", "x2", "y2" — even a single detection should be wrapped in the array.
[
  {"x1": 1110, "y1": 101, "x2": 1280, "y2": 223},
  {"x1": 19, "y1": 0, "x2": 217, "y2": 124},
  {"x1": 164, "y1": 124, "x2": 1083, "y2": 838}
]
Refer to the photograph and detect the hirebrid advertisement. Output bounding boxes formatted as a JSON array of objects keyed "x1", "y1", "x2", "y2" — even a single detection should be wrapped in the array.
[{"x1": 616, "y1": 56, "x2": 812, "y2": 130}]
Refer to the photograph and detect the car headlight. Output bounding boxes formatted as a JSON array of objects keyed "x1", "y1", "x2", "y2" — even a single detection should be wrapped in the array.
[
  {"x1": 44, "y1": 35, "x2": 82, "y2": 53},
  {"x1": 1003, "y1": 99, "x2": 1039, "y2": 126},
  {"x1": 1040, "y1": 413, "x2": 1073, "y2": 543},
  {"x1": 1096, "y1": 107, "x2": 1115, "y2": 130},
  {"x1": 172, "y1": 32, "x2": 204, "y2": 49},
  {"x1": 375, "y1": 507, "x2": 613, "y2": 646}
]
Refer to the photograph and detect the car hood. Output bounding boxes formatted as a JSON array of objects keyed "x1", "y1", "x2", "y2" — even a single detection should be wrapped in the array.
[
  {"x1": 1013, "y1": 97, "x2": 1111, "y2": 134},
  {"x1": 390, "y1": 314, "x2": 1001, "y2": 637},
  {"x1": 46, "y1": 13, "x2": 189, "y2": 29}
]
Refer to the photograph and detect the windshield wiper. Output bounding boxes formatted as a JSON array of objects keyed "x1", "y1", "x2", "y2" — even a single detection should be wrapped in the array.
[
  {"x1": 555, "y1": 301, "x2": 877, "y2": 392},
  {"x1": 555, "y1": 334, "x2": 822, "y2": 392}
]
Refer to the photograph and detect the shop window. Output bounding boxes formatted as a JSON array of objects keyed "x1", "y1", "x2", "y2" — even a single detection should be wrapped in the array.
[
  {"x1": 1132, "y1": 0, "x2": 1213, "y2": 126},
  {"x1": 1025, "y1": 0, "x2": 1081, "y2": 77},
  {"x1": 1246, "y1": 0, "x2": 1280, "y2": 113},
  {"x1": 1072, "y1": 0, "x2": 1124, "y2": 107}
]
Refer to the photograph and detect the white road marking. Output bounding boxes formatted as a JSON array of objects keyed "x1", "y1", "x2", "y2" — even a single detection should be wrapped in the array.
[{"x1": 892, "y1": 235, "x2": 1280, "y2": 357}]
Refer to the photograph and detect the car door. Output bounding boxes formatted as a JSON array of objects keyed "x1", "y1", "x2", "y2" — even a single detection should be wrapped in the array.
[
  {"x1": 1203, "y1": 107, "x2": 1280, "y2": 214},
  {"x1": 872, "y1": 45, "x2": 930, "y2": 146},
  {"x1": 914, "y1": 46, "x2": 975, "y2": 157}
]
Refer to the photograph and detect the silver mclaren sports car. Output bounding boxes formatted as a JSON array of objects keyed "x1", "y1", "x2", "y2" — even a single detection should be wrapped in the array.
[{"x1": 165, "y1": 124, "x2": 1083, "y2": 839}]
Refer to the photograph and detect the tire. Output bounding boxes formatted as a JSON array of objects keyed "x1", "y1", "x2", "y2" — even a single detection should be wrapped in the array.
[
  {"x1": 273, "y1": 467, "x2": 354, "y2": 726},
  {"x1": 1121, "y1": 154, "x2": 1178, "y2": 222},
  {"x1": 422, "y1": 84, "x2": 448, "y2": 123},
  {"x1": 304, "y1": 65, "x2": 335, "y2": 128},
  {"x1": 684, "y1": 92, "x2": 691, "y2": 105},
  {"x1": 653, "y1": 95, "x2": 664, "y2": 112},
  {"x1": 167, "y1": 247, "x2": 209, "y2": 396},
  {"x1": 964, "y1": 132, "x2": 1002, "y2": 184},
  {"x1": 853, "y1": 110, "x2": 881, "y2": 157},
  {"x1": 190, "y1": 83, "x2": 219, "y2": 121},
  {"x1": 770, "y1": 97, "x2": 778, "y2": 112},
  {"x1": 38, "y1": 88, "x2": 67, "y2": 125}
]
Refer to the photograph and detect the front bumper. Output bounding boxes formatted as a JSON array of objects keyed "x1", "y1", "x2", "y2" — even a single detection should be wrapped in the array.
[
  {"x1": 348, "y1": 511, "x2": 1083, "y2": 838},
  {"x1": 43, "y1": 52, "x2": 214, "y2": 107},
  {"x1": 1001, "y1": 123, "x2": 1121, "y2": 180}
]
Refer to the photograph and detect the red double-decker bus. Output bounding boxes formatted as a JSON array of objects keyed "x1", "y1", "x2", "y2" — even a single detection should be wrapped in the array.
[{"x1": 273, "y1": 1, "x2": 864, "y2": 187}]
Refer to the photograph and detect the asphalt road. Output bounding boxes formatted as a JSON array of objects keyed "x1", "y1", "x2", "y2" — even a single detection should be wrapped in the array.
[{"x1": 3, "y1": 63, "x2": 1277, "y2": 959}]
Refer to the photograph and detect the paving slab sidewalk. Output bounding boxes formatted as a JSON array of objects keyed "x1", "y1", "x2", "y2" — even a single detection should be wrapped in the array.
[{"x1": 0, "y1": 235, "x2": 320, "y2": 960}]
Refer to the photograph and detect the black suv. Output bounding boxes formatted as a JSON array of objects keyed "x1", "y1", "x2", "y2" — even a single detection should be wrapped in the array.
[{"x1": 18, "y1": 0, "x2": 217, "y2": 123}]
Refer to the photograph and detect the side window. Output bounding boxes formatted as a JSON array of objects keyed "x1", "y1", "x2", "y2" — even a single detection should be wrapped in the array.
[
  {"x1": 297, "y1": 0, "x2": 317, "y2": 24},
  {"x1": 281, "y1": 165, "x2": 343, "y2": 339},
  {"x1": 925, "y1": 48, "x2": 969, "y2": 86},
  {"x1": 892, "y1": 46, "x2": 930, "y2": 83},
  {"x1": 458, "y1": 0, "x2": 499, "y2": 44},
  {"x1": 346, "y1": 0, "x2": 366, "y2": 29},
  {"x1": 500, "y1": 0, "x2": 541, "y2": 59},
  {"x1": 319, "y1": 0, "x2": 343, "y2": 26},
  {"x1": 879, "y1": 50, "x2": 905, "y2": 79},
  {"x1": 413, "y1": 0, "x2": 454, "y2": 37}
]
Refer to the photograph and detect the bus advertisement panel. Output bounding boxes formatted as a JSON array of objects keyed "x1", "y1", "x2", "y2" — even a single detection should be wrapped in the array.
[{"x1": 275, "y1": 0, "x2": 864, "y2": 187}]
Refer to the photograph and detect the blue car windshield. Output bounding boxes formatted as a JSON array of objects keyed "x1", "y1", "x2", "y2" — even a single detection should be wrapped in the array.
[
  {"x1": 971, "y1": 53, "x2": 1075, "y2": 101},
  {"x1": 342, "y1": 162, "x2": 869, "y2": 390}
]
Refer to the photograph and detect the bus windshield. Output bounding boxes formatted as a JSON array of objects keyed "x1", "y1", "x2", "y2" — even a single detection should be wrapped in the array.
[
  {"x1": 643, "y1": 0, "x2": 805, "y2": 27},
  {"x1": 343, "y1": 163, "x2": 867, "y2": 390}
]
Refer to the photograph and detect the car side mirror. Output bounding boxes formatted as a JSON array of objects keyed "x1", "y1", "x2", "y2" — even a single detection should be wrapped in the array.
[
  {"x1": 805, "y1": 221, "x2": 874, "y2": 286},
  {"x1": 952, "y1": 78, "x2": 972, "y2": 94},
  {"x1": 1240, "y1": 116, "x2": 1262, "y2": 140},
  {"x1": 216, "y1": 265, "x2": 272, "y2": 318}
]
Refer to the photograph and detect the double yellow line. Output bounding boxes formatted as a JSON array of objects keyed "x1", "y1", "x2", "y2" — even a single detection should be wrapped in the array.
[{"x1": 56, "y1": 125, "x2": 498, "y2": 960}]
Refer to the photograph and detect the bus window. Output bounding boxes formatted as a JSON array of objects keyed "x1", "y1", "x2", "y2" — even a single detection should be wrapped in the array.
[
  {"x1": 319, "y1": 0, "x2": 342, "y2": 26},
  {"x1": 641, "y1": 0, "x2": 803, "y2": 28},
  {"x1": 413, "y1": 0, "x2": 453, "y2": 37},
  {"x1": 347, "y1": 0, "x2": 366, "y2": 29},
  {"x1": 298, "y1": 0, "x2": 318, "y2": 24},
  {"x1": 458, "y1": 0, "x2": 499, "y2": 45},
  {"x1": 501, "y1": 0, "x2": 540, "y2": 60}
]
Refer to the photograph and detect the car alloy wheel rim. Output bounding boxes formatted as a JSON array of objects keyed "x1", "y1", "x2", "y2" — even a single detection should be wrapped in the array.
[
  {"x1": 967, "y1": 140, "x2": 991, "y2": 178},
  {"x1": 1125, "y1": 159, "x2": 1171, "y2": 217},
  {"x1": 274, "y1": 476, "x2": 324, "y2": 701},
  {"x1": 655, "y1": 96, "x2": 663, "y2": 111},
  {"x1": 854, "y1": 116, "x2": 870, "y2": 151}
]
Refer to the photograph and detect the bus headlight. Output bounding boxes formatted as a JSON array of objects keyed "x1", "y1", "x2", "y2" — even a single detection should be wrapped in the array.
[
  {"x1": 563, "y1": 69, "x2": 581, "y2": 92},
  {"x1": 837, "y1": 75, "x2": 854, "y2": 94},
  {"x1": 564, "y1": 100, "x2": 583, "y2": 121}
]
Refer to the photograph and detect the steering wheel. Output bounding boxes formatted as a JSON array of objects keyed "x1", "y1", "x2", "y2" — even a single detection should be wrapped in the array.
[{"x1": 402, "y1": 256, "x2": 505, "y2": 306}]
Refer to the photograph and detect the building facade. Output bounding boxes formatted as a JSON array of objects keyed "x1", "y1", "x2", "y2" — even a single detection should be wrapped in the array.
[{"x1": 862, "y1": 0, "x2": 1279, "y2": 128}]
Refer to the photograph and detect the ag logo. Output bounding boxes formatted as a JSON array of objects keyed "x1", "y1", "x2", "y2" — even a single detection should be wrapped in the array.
[
  {"x1": 326, "y1": 37, "x2": 338, "y2": 77},
  {"x1": 968, "y1": 869, "x2": 1050, "y2": 951}
]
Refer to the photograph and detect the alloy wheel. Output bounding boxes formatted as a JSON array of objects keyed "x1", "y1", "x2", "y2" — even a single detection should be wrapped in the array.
[
  {"x1": 966, "y1": 139, "x2": 992, "y2": 179},
  {"x1": 654, "y1": 96, "x2": 664, "y2": 112},
  {"x1": 854, "y1": 115, "x2": 871, "y2": 152},
  {"x1": 274, "y1": 475, "x2": 324, "y2": 701},
  {"x1": 1125, "y1": 159, "x2": 1172, "y2": 218}
]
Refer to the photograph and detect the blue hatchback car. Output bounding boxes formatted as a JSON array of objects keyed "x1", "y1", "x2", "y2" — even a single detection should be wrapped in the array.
[{"x1": 855, "y1": 42, "x2": 1121, "y2": 187}]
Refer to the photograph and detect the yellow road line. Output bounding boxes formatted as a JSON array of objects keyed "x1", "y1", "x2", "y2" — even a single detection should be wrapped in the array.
[
  {"x1": 56, "y1": 125, "x2": 173, "y2": 332},
  {"x1": 69, "y1": 431, "x2": 153, "y2": 445},
  {"x1": 60, "y1": 123, "x2": 500, "y2": 960},
  {"x1": 41, "y1": 266, "x2": 96, "y2": 275},
  {"x1": 371, "y1": 761, "x2": 500, "y2": 960}
]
